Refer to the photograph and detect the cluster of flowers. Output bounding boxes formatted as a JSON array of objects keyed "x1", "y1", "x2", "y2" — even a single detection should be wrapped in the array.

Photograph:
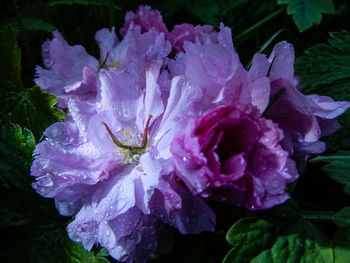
[{"x1": 31, "y1": 6, "x2": 350, "y2": 262}]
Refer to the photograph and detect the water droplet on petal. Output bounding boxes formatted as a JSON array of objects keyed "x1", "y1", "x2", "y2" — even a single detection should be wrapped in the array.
[
  {"x1": 135, "y1": 232, "x2": 142, "y2": 243},
  {"x1": 44, "y1": 59, "x2": 53, "y2": 67}
]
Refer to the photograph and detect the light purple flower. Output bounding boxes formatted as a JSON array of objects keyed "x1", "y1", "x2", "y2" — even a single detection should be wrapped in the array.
[
  {"x1": 35, "y1": 30, "x2": 99, "y2": 107},
  {"x1": 168, "y1": 23, "x2": 214, "y2": 52},
  {"x1": 171, "y1": 104, "x2": 298, "y2": 210},
  {"x1": 263, "y1": 41, "x2": 350, "y2": 162},
  {"x1": 35, "y1": 21, "x2": 171, "y2": 108},
  {"x1": 32, "y1": 60, "x2": 215, "y2": 262}
]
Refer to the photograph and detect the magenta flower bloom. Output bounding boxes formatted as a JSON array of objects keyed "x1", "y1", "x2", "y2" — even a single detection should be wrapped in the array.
[{"x1": 171, "y1": 104, "x2": 298, "y2": 210}]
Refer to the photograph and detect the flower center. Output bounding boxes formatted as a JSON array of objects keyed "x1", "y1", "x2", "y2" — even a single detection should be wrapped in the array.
[
  {"x1": 99, "y1": 52, "x2": 121, "y2": 69},
  {"x1": 101, "y1": 115, "x2": 153, "y2": 164}
]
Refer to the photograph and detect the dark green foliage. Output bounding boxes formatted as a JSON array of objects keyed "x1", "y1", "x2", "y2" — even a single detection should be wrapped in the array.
[
  {"x1": 0, "y1": 17, "x2": 56, "y2": 32},
  {"x1": 311, "y1": 151, "x2": 350, "y2": 195},
  {"x1": 334, "y1": 207, "x2": 350, "y2": 228},
  {"x1": 295, "y1": 30, "x2": 350, "y2": 92},
  {"x1": 278, "y1": 0, "x2": 335, "y2": 31},
  {"x1": 224, "y1": 217, "x2": 333, "y2": 263},
  {"x1": 0, "y1": 29, "x2": 65, "y2": 139},
  {"x1": 0, "y1": 123, "x2": 35, "y2": 194},
  {"x1": 333, "y1": 229, "x2": 350, "y2": 262}
]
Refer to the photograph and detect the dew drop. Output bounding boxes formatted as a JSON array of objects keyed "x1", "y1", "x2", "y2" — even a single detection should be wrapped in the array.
[
  {"x1": 39, "y1": 174, "x2": 53, "y2": 186},
  {"x1": 135, "y1": 232, "x2": 142, "y2": 243},
  {"x1": 106, "y1": 229, "x2": 111, "y2": 236},
  {"x1": 44, "y1": 59, "x2": 53, "y2": 67}
]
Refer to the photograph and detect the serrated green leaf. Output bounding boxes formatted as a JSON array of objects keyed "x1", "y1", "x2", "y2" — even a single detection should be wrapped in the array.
[
  {"x1": 0, "y1": 123, "x2": 35, "y2": 192},
  {"x1": 0, "y1": 29, "x2": 65, "y2": 138},
  {"x1": 334, "y1": 207, "x2": 350, "y2": 229},
  {"x1": 0, "y1": 17, "x2": 56, "y2": 32},
  {"x1": 295, "y1": 30, "x2": 350, "y2": 98},
  {"x1": 333, "y1": 230, "x2": 350, "y2": 263},
  {"x1": 278, "y1": 0, "x2": 335, "y2": 31},
  {"x1": 0, "y1": 122, "x2": 63, "y2": 229},
  {"x1": 223, "y1": 217, "x2": 333, "y2": 263},
  {"x1": 9, "y1": 86, "x2": 66, "y2": 138}
]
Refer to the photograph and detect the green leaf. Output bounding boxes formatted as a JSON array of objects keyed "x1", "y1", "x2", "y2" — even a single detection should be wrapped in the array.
[
  {"x1": 0, "y1": 123, "x2": 62, "y2": 229},
  {"x1": 9, "y1": 86, "x2": 66, "y2": 138},
  {"x1": 0, "y1": 29, "x2": 65, "y2": 138},
  {"x1": 277, "y1": 0, "x2": 335, "y2": 31},
  {"x1": 295, "y1": 30, "x2": 350, "y2": 96},
  {"x1": 0, "y1": 17, "x2": 56, "y2": 32},
  {"x1": 333, "y1": 230, "x2": 350, "y2": 263},
  {"x1": 0, "y1": 123, "x2": 35, "y2": 192},
  {"x1": 311, "y1": 151, "x2": 350, "y2": 195},
  {"x1": 334, "y1": 207, "x2": 350, "y2": 229},
  {"x1": 223, "y1": 217, "x2": 333, "y2": 263},
  {"x1": 65, "y1": 240, "x2": 110, "y2": 263},
  {"x1": 0, "y1": 225, "x2": 110, "y2": 263}
]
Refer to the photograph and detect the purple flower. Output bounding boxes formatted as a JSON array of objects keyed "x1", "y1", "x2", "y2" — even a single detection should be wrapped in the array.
[
  {"x1": 32, "y1": 28, "x2": 214, "y2": 263},
  {"x1": 262, "y1": 42, "x2": 350, "y2": 163},
  {"x1": 120, "y1": 5, "x2": 169, "y2": 36},
  {"x1": 31, "y1": 5, "x2": 350, "y2": 262},
  {"x1": 168, "y1": 23, "x2": 214, "y2": 52},
  {"x1": 35, "y1": 20, "x2": 171, "y2": 108},
  {"x1": 34, "y1": 30, "x2": 99, "y2": 107},
  {"x1": 171, "y1": 104, "x2": 298, "y2": 210}
]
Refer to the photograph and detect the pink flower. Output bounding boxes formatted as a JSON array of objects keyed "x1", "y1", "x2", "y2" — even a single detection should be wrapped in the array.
[
  {"x1": 171, "y1": 104, "x2": 298, "y2": 210},
  {"x1": 168, "y1": 23, "x2": 214, "y2": 52}
]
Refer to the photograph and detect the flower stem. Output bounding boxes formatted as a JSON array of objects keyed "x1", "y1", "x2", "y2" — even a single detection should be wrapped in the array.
[
  {"x1": 301, "y1": 211, "x2": 336, "y2": 222},
  {"x1": 235, "y1": 7, "x2": 285, "y2": 42}
]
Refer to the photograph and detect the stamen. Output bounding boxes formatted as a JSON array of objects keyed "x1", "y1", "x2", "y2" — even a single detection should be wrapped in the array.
[
  {"x1": 109, "y1": 61, "x2": 121, "y2": 68},
  {"x1": 99, "y1": 52, "x2": 110, "y2": 68},
  {"x1": 139, "y1": 114, "x2": 153, "y2": 149},
  {"x1": 101, "y1": 121, "x2": 133, "y2": 150},
  {"x1": 101, "y1": 114, "x2": 153, "y2": 151}
]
